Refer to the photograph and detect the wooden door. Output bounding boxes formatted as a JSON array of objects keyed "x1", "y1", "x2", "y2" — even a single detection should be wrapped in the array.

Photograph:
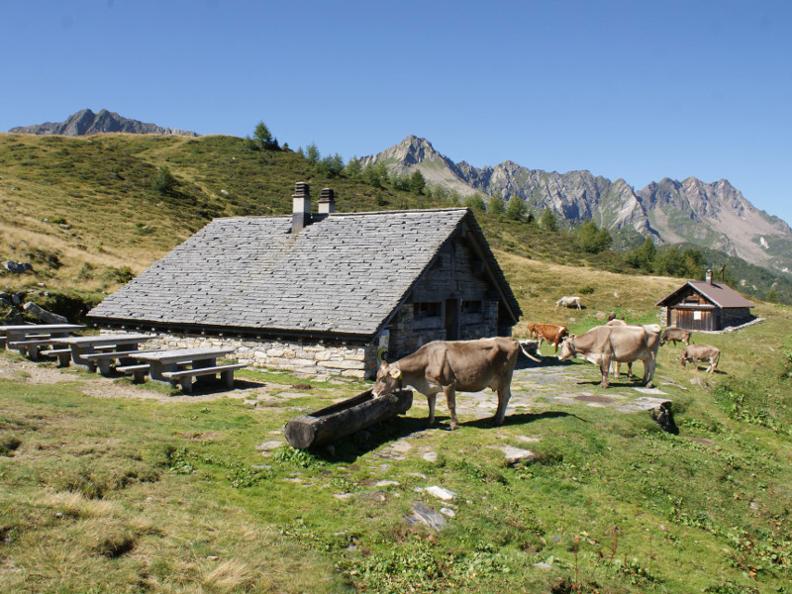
[{"x1": 445, "y1": 299, "x2": 459, "y2": 340}]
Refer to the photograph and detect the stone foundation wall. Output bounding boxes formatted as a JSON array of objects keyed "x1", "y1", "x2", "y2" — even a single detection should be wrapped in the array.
[{"x1": 101, "y1": 330, "x2": 377, "y2": 379}]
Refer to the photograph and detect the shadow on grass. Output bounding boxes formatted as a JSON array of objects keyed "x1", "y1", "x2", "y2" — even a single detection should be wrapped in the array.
[
  {"x1": 515, "y1": 352, "x2": 571, "y2": 370},
  {"x1": 143, "y1": 376, "x2": 268, "y2": 396},
  {"x1": 461, "y1": 410, "x2": 583, "y2": 429},
  {"x1": 312, "y1": 410, "x2": 582, "y2": 463}
]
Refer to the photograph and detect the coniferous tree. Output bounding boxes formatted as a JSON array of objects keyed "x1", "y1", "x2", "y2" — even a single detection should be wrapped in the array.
[
  {"x1": 253, "y1": 121, "x2": 278, "y2": 149},
  {"x1": 344, "y1": 158, "x2": 362, "y2": 178},
  {"x1": 488, "y1": 195, "x2": 505, "y2": 216},
  {"x1": 540, "y1": 208, "x2": 558, "y2": 231},
  {"x1": 409, "y1": 170, "x2": 426, "y2": 194},
  {"x1": 305, "y1": 143, "x2": 320, "y2": 164},
  {"x1": 464, "y1": 194, "x2": 487, "y2": 212},
  {"x1": 506, "y1": 195, "x2": 526, "y2": 221}
]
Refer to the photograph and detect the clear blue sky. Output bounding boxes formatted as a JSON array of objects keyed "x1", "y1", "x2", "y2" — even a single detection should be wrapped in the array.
[{"x1": 2, "y1": 0, "x2": 791, "y2": 223}]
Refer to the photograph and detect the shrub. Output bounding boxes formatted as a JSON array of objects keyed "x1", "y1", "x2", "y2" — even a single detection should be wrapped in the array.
[
  {"x1": 0, "y1": 435, "x2": 21, "y2": 456},
  {"x1": 103, "y1": 266, "x2": 135, "y2": 285},
  {"x1": 151, "y1": 165, "x2": 177, "y2": 195},
  {"x1": 25, "y1": 248, "x2": 62, "y2": 270}
]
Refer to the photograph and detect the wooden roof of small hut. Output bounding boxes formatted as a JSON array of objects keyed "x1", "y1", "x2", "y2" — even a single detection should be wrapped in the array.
[{"x1": 656, "y1": 280, "x2": 755, "y2": 309}]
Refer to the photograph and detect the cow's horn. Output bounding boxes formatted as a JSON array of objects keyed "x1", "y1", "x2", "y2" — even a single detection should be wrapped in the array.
[{"x1": 519, "y1": 342, "x2": 542, "y2": 363}]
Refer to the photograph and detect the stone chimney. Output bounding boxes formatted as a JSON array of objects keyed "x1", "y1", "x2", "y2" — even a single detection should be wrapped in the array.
[
  {"x1": 292, "y1": 181, "x2": 310, "y2": 233},
  {"x1": 705, "y1": 268, "x2": 713, "y2": 284},
  {"x1": 318, "y1": 187, "x2": 336, "y2": 215}
]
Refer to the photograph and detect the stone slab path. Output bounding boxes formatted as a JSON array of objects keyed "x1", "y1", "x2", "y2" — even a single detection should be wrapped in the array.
[{"x1": 406, "y1": 363, "x2": 672, "y2": 420}]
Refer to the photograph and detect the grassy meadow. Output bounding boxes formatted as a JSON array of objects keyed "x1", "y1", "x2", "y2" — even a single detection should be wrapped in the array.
[{"x1": 2, "y1": 250, "x2": 791, "y2": 593}]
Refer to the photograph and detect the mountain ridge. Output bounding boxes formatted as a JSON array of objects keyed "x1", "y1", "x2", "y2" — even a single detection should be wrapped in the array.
[
  {"x1": 360, "y1": 135, "x2": 792, "y2": 274},
  {"x1": 9, "y1": 108, "x2": 198, "y2": 137}
]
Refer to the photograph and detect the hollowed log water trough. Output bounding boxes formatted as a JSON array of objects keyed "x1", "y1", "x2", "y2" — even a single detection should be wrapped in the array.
[{"x1": 284, "y1": 389, "x2": 413, "y2": 449}]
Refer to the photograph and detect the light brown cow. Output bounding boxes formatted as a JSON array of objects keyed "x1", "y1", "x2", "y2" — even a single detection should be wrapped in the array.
[
  {"x1": 680, "y1": 344, "x2": 720, "y2": 373},
  {"x1": 558, "y1": 325, "x2": 660, "y2": 388},
  {"x1": 605, "y1": 319, "x2": 631, "y2": 378},
  {"x1": 372, "y1": 338, "x2": 541, "y2": 430},
  {"x1": 603, "y1": 321, "x2": 661, "y2": 379},
  {"x1": 525, "y1": 322, "x2": 569, "y2": 352},
  {"x1": 661, "y1": 327, "x2": 692, "y2": 346}
]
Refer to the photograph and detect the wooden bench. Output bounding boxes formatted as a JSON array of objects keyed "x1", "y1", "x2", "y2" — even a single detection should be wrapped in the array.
[
  {"x1": 116, "y1": 364, "x2": 151, "y2": 383},
  {"x1": 162, "y1": 363, "x2": 247, "y2": 394},
  {"x1": 39, "y1": 348, "x2": 72, "y2": 367}
]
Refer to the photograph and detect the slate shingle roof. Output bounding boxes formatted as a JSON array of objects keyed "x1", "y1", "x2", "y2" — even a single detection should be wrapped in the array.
[
  {"x1": 89, "y1": 208, "x2": 519, "y2": 338},
  {"x1": 656, "y1": 280, "x2": 755, "y2": 308}
]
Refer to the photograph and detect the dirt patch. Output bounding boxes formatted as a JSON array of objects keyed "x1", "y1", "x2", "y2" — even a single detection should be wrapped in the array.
[
  {"x1": 81, "y1": 380, "x2": 271, "y2": 403},
  {"x1": 81, "y1": 381, "x2": 173, "y2": 401},
  {"x1": 0, "y1": 356, "x2": 67, "y2": 384},
  {"x1": 176, "y1": 431, "x2": 223, "y2": 442}
]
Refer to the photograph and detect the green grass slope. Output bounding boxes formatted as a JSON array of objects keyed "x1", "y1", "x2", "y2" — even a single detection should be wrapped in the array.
[
  {"x1": 0, "y1": 133, "x2": 436, "y2": 296},
  {"x1": 1, "y1": 256, "x2": 790, "y2": 593}
]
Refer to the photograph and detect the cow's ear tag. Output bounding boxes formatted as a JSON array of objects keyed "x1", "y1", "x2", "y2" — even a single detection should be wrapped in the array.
[{"x1": 389, "y1": 368, "x2": 402, "y2": 379}]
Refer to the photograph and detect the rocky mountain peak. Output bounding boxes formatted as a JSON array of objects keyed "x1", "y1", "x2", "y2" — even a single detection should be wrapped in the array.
[
  {"x1": 9, "y1": 109, "x2": 198, "y2": 136},
  {"x1": 361, "y1": 135, "x2": 792, "y2": 274},
  {"x1": 389, "y1": 135, "x2": 445, "y2": 165}
]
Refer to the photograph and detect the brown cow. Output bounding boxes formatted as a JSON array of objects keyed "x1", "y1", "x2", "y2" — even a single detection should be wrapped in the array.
[
  {"x1": 372, "y1": 338, "x2": 541, "y2": 430},
  {"x1": 525, "y1": 322, "x2": 569, "y2": 352},
  {"x1": 661, "y1": 327, "x2": 692, "y2": 346},
  {"x1": 680, "y1": 344, "x2": 720, "y2": 373},
  {"x1": 558, "y1": 325, "x2": 660, "y2": 388}
]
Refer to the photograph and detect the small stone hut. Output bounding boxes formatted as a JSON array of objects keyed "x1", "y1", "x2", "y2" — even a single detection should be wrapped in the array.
[
  {"x1": 88, "y1": 182, "x2": 522, "y2": 378},
  {"x1": 656, "y1": 269, "x2": 754, "y2": 331}
]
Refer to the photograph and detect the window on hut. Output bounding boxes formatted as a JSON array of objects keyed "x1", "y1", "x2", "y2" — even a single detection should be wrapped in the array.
[
  {"x1": 461, "y1": 300, "x2": 482, "y2": 314},
  {"x1": 413, "y1": 302, "x2": 441, "y2": 319}
]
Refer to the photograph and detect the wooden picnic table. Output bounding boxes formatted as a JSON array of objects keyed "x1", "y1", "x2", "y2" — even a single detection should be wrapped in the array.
[
  {"x1": 52, "y1": 333, "x2": 154, "y2": 368},
  {"x1": 130, "y1": 348, "x2": 236, "y2": 382}
]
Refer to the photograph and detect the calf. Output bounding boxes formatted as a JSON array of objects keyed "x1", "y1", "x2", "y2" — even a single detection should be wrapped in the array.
[
  {"x1": 372, "y1": 337, "x2": 541, "y2": 430},
  {"x1": 661, "y1": 327, "x2": 691, "y2": 346},
  {"x1": 680, "y1": 344, "x2": 720, "y2": 373}
]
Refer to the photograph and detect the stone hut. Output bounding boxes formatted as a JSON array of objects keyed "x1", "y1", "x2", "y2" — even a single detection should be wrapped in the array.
[
  {"x1": 656, "y1": 269, "x2": 754, "y2": 331},
  {"x1": 87, "y1": 182, "x2": 522, "y2": 378}
]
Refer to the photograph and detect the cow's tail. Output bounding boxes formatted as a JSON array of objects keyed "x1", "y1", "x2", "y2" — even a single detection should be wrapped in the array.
[{"x1": 519, "y1": 341, "x2": 542, "y2": 363}]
